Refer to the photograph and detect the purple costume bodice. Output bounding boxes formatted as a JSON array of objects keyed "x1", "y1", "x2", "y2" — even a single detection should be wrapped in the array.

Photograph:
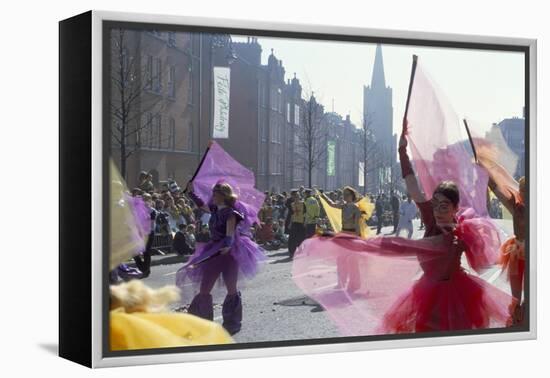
[{"x1": 207, "y1": 202, "x2": 244, "y2": 241}]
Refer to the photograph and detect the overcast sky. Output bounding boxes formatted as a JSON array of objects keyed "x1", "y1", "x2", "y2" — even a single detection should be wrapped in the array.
[{"x1": 231, "y1": 34, "x2": 525, "y2": 136}]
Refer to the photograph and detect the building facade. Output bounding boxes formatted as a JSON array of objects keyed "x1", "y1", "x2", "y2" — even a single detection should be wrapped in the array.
[
  {"x1": 111, "y1": 30, "x2": 365, "y2": 193},
  {"x1": 493, "y1": 115, "x2": 526, "y2": 178}
]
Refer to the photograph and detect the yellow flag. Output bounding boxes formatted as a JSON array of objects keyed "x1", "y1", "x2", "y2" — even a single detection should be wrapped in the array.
[{"x1": 319, "y1": 195, "x2": 374, "y2": 239}]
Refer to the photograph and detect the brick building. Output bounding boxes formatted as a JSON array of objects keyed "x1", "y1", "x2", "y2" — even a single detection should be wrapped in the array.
[
  {"x1": 111, "y1": 30, "x2": 364, "y2": 193},
  {"x1": 110, "y1": 30, "x2": 233, "y2": 189}
]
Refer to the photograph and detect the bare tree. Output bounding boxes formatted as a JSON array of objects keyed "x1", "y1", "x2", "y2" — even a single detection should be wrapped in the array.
[
  {"x1": 295, "y1": 92, "x2": 329, "y2": 188},
  {"x1": 358, "y1": 113, "x2": 379, "y2": 194},
  {"x1": 110, "y1": 28, "x2": 167, "y2": 179}
]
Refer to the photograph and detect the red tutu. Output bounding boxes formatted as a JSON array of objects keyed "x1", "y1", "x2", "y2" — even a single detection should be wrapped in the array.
[{"x1": 378, "y1": 268, "x2": 514, "y2": 333}]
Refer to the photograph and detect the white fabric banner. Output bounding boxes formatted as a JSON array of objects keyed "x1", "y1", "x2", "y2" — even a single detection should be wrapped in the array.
[
  {"x1": 213, "y1": 67, "x2": 231, "y2": 139},
  {"x1": 358, "y1": 161, "x2": 365, "y2": 187}
]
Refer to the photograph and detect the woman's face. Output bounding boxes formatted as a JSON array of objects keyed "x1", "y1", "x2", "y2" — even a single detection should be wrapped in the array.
[
  {"x1": 431, "y1": 193, "x2": 457, "y2": 225},
  {"x1": 212, "y1": 191, "x2": 225, "y2": 206},
  {"x1": 343, "y1": 190, "x2": 353, "y2": 203}
]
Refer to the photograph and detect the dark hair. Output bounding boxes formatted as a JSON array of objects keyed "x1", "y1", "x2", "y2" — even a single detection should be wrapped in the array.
[
  {"x1": 342, "y1": 186, "x2": 360, "y2": 202},
  {"x1": 433, "y1": 181, "x2": 460, "y2": 207}
]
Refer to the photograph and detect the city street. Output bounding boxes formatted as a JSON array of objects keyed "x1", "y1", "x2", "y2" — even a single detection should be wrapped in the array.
[{"x1": 139, "y1": 219, "x2": 514, "y2": 343}]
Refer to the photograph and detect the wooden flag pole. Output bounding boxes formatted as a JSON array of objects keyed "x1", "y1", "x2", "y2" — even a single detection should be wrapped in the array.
[
  {"x1": 184, "y1": 140, "x2": 214, "y2": 193},
  {"x1": 184, "y1": 249, "x2": 223, "y2": 269},
  {"x1": 463, "y1": 119, "x2": 478, "y2": 163},
  {"x1": 402, "y1": 55, "x2": 419, "y2": 134}
]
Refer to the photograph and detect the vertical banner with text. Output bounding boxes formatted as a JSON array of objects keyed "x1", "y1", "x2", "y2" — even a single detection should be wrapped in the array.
[
  {"x1": 213, "y1": 67, "x2": 231, "y2": 139},
  {"x1": 327, "y1": 140, "x2": 336, "y2": 176}
]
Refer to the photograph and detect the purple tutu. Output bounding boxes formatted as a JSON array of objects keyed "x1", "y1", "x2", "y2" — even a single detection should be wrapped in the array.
[{"x1": 176, "y1": 233, "x2": 266, "y2": 301}]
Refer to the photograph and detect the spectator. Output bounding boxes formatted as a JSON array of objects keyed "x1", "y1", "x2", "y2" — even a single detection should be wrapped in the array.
[
  {"x1": 288, "y1": 189, "x2": 306, "y2": 259},
  {"x1": 390, "y1": 190, "x2": 401, "y2": 234},
  {"x1": 138, "y1": 172, "x2": 154, "y2": 193},
  {"x1": 172, "y1": 223, "x2": 193, "y2": 255},
  {"x1": 304, "y1": 189, "x2": 320, "y2": 238},
  {"x1": 196, "y1": 224, "x2": 211, "y2": 243},
  {"x1": 185, "y1": 224, "x2": 196, "y2": 250},
  {"x1": 396, "y1": 194, "x2": 417, "y2": 239},
  {"x1": 375, "y1": 194, "x2": 384, "y2": 235}
]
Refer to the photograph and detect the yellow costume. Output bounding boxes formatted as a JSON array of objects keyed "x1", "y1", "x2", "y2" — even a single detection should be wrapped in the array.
[
  {"x1": 319, "y1": 195, "x2": 374, "y2": 238},
  {"x1": 110, "y1": 309, "x2": 233, "y2": 351}
]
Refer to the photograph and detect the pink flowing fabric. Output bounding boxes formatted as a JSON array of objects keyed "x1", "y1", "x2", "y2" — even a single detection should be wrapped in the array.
[
  {"x1": 405, "y1": 62, "x2": 490, "y2": 216},
  {"x1": 293, "y1": 210, "x2": 513, "y2": 336},
  {"x1": 192, "y1": 141, "x2": 265, "y2": 231},
  {"x1": 292, "y1": 58, "x2": 514, "y2": 336}
]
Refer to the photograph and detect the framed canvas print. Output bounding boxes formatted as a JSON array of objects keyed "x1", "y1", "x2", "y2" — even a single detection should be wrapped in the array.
[{"x1": 59, "y1": 10, "x2": 537, "y2": 368}]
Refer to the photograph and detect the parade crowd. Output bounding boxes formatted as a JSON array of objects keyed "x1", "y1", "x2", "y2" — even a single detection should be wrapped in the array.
[{"x1": 125, "y1": 169, "x2": 472, "y2": 278}]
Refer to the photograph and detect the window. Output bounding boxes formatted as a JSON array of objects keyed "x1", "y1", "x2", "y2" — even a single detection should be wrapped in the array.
[
  {"x1": 259, "y1": 84, "x2": 265, "y2": 107},
  {"x1": 187, "y1": 61, "x2": 194, "y2": 105},
  {"x1": 169, "y1": 118, "x2": 176, "y2": 150},
  {"x1": 153, "y1": 58, "x2": 162, "y2": 93},
  {"x1": 121, "y1": 48, "x2": 128, "y2": 79},
  {"x1": 261, "y1": 116, "x2": 267, "y2": 142},
  {"x1": 271, "y1": 88, "x2": 277, "y2": 111},
  {"x1": 146, "y1": 113, "x2": 153, "y2": 148},
  {"x1": 278, "y1": 89, "x2": 283, "y2": 113},
  {"x1": 271, "y1": 118, "x2": 276, "y2": 143},
  {"x1": 286, "y1": 103, "x2": 291, "y2": 123},
  {"x1": 186, "y1": 123, "x2": 193, "y2": 151},
  {"x1": 145, "y1": 55, "x2": 153, "y2": 90},
  {"x1": 168, "y1": 32, "x2": 176, "y2": 47},
  {"x1": 168, "y1": 65, "x2": 176, "y2": 98},
  {"x1": 154, "y1": 115, "x2": 162, "y2": 148},
  {"x1": 294, "y1": 104, "x2": 300, "y2": 126}
]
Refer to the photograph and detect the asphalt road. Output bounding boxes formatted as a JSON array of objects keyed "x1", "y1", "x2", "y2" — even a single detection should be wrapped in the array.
[{"x1": 139, "y1": 219, "x2": 514, "y2": 343}]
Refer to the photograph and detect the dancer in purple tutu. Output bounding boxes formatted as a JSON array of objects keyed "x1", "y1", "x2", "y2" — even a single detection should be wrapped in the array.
[
  {"x1": 176, "y1": 141, "x2": 266, "y2": 334},
  {"x1": 177, "y1": 180, "x2": 264, "y2": 335}
]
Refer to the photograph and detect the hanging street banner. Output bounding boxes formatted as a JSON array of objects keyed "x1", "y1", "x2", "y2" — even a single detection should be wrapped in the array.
[
  {"x1": 327, "y1": 140, "x2": 336, "y2": 176},
  {"x1": 358, "y1": 161, "x2": 365, "y2": 187},
  {"x1": 213, "y1": 67, "x2": 231, "y2": 139}
]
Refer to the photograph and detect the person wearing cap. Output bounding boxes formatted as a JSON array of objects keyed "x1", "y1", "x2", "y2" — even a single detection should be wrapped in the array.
[{"x1": 304, "y1": 188, "x2": 320, "y2": 238}]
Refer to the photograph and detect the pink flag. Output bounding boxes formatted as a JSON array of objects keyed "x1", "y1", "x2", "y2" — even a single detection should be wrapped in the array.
[{"x1": 404, "y1": 59, "x2": 489, "y2": 216}]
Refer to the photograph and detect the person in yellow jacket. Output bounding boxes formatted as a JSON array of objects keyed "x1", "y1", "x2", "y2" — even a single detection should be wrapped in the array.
[
  {"x1": 304, "y1": 188, "x2": 320, "y2": 238},
  {"x1": 288, "y1": 189, "x2": 306, "y2": 259},
  {"x1": 110, "y1": 280, "x2": 233, "y2": 351}
]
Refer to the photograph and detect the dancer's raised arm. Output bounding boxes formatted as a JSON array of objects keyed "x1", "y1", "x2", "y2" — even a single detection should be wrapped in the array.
[
  {"x1": 399, "y1": 132, "x2": 426, "y2": 203},
  {"x1": 186, "y1": 181, "x2": 211, "y2": 213},
  {"x1": 319, "y1": 191, "x2": 343, "y2": 209}
]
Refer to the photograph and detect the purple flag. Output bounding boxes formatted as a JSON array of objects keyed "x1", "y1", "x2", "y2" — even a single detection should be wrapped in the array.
[{"x1": 192, "y1": 141, "x2": 265, "y2": 229}]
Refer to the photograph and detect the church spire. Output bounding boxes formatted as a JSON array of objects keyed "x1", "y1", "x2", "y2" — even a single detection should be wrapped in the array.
[{"x1": 371, "y1": 44, "x2": 386, "y2": 88}]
